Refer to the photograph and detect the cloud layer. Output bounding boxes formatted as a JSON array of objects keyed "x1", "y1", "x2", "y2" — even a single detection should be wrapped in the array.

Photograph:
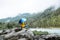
[{"x1": 0, "y1": 0, "x2": 60, "y2": 19}]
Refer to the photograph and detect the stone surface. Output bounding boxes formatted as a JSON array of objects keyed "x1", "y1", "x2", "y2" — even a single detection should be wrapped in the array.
[
  {"x1": 0, "y1": 28, "x2": 60, "y2": 40},
  {"x1": 18, "y1": 38, "x2": 27, "y2": 40}
]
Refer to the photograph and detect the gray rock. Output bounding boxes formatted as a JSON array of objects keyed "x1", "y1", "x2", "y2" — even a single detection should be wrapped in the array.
[
  {"x1": 0, "y1": 36, "x2": 4, "y2": 40},
  {"x1": 18, "y1": 38, "x2": 27, "y2": 40},
  {"x1": 39, "y1": 38, "x2": 45, "y2": 40}
]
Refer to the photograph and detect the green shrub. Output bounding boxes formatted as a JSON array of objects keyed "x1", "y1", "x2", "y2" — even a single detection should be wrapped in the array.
[{"x1": 33, "y1": 30, "x2": 48, "y2": 35}]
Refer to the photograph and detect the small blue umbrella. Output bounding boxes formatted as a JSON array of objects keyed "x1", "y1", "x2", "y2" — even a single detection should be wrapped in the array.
[{"x1": 19, "y1": 18, "x2": 26, "y2": 24}]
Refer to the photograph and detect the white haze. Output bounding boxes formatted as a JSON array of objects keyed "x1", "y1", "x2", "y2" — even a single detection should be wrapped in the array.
[{"x1": 0, "y1": 0, "x2": 60, "y2": 19}]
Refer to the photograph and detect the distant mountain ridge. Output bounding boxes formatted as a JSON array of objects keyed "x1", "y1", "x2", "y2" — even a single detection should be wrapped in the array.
[{"x1": 0, "y1": 13, "x2": 32, "y2": 22}]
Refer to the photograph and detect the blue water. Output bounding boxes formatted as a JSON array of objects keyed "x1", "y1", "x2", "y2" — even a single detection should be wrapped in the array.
[{"x1": 29, "y1": 28, "x2": 60, "y2": 35}]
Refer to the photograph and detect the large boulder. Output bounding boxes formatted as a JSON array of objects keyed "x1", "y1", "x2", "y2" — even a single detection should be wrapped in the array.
[{"x1": 0, "y1": 36, "x2": 4, "y2": 40}]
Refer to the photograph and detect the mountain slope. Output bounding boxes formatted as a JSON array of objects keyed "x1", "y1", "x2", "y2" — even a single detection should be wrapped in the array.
[
  {"x1": 30, "y1": 7, "x2": 60, "y2": 27},
  {"x1": 0, "y1": 7, "x2": 60, "y2": 29}
]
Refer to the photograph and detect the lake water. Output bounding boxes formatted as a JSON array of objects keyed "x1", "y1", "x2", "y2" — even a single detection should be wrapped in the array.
[{"x1": 29, "y1": 28, "x2": 60, "y2": 35}]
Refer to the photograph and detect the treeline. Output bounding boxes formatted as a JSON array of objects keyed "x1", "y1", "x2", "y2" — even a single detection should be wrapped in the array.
[
  {"x1": 0, "y1": 22, "x2": 20, "y2": 29},
  {"x1": 29, "y1": 7, "x2": 60, "y2": 28}
]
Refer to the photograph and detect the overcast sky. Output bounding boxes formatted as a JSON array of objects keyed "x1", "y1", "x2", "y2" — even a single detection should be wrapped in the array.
[{"x1": 0, "y1": 0, "x2": 60, "y2": 19}]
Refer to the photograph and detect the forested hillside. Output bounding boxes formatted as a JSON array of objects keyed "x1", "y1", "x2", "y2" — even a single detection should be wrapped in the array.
[
  {"x1": 0, "y1": 7, "x2": 60, "y2": 29},
  {"x1": 29, "y1": 7, "x2": 60, "y2": 28}
]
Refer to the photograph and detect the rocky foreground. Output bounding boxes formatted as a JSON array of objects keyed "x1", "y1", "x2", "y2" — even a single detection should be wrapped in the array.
[{"x1": 0, "y1": 28, "x2": 60, "y2": 40}]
